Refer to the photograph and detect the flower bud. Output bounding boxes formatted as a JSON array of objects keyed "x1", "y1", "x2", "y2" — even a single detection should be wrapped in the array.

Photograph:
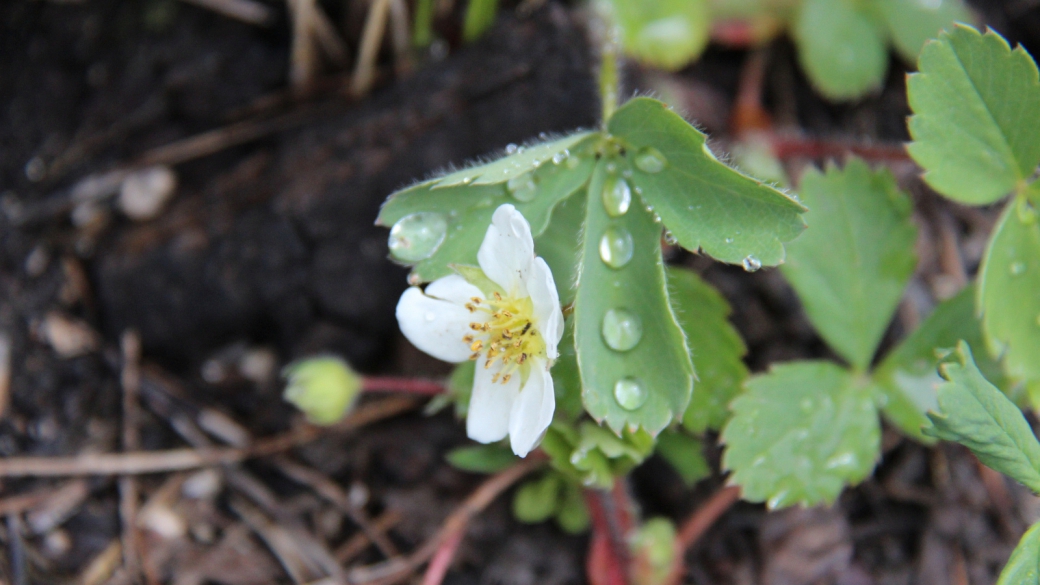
[{"x1": 282, "y1": 356, "x2": 361, "y2": 425}]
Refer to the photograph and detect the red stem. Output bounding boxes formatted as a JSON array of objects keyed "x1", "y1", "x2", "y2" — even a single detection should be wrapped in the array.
[
  {"x1": 362, "y1": 376, "x2": 444, "y2": 395},
  {"x1": 769, "y1": 135, "x2": 911, "y2": 163},
  {"x1": 421, "y1": 527, "x2": 465, "y2": 585},
  {"x1": 584, "y1": 483, "x2": 635, "y2": 585},
  {"x1": 665, "y1": 485, "x2": 742, "y2": 585}
]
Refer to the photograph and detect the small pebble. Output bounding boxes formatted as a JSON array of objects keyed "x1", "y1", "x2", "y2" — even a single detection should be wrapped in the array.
[
  {"x1": 118, "y1": 165, "x2": 177, "y2": 220},
  {"x1": 140, "y1": 505, "x2": 186, "y2": 539},
  {"x1": 182, "y1": 468, "x2": 223, "y2": 500},
  {"x1": 42, "y1": 312, "x2": 99, "y2": 358}
]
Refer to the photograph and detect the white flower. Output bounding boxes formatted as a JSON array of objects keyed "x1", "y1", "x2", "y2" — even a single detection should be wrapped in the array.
[{"x1": 395, "y1": 204, "x2": 565, "y2": 457}]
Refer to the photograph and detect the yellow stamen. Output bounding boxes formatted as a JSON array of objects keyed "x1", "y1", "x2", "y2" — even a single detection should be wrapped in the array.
[{"x1": 470, "y1": 340, "x2": 483, "y2": 352}]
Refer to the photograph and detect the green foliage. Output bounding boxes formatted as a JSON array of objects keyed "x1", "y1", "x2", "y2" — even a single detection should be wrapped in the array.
[
  {"x1": 781, "y1": 159, "x2": 918, "y2": 371},
  {"x1": 601, "y1": 0, "x2": 711, "y2": 71},
  {"x1": 607, "y1": 98, "x2": 807, "y2": 267},
  {"x1": 655, "y1": 430, "x2": 710, "y2": 486},
  {"x1": 446, "y1": 444, "x2": 517, "y2": 473},
  {"x1": 542, "y1": 422, "x2": 655, "y2": 489},
  {"x1": 667, "y1": 267, "x2": 748, "y2": 433},
  {"x1": 793, "y1": 0, "x2": 888, "y2": 100},
  {"x1": 979, "y1": 200, "x2": 1040, "y2": 384},
  {"x1": 513, "y1": 473, "x2": 562, "y2": 523},
  {"x1": 630, "y1": 518, "x2": 678, "y2": 585},
  {"x1": 875, "y1": 0, "x2": 972, "y2": 62},
  {"x1": 908, "y1": 25, "x2": 1040, "y2": 205},
  {"x1": 575, "y1": 159, "x2": 694, "y2": 435},
  {"x1": 282, "y1": 357, "x2": 361, "y2": 425},
  {"x1": 723, "y1": 362, "x2": 880, "y2": 508},
  {"x1": 926, "y1": 342, "x2": 1040, "y2": 493},
  {"x1": 997, "y1": 522, "x2": 1040, "y2": 585},
  {"x1": 555, "y1": 481, "x2": 591, "y2": 533},
  {"x1": 462, "y1": 0, "x2": 499, "y2": 42}
]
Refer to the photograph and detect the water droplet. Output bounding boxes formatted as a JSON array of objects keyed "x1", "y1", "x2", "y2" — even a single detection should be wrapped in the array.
[
  {"x1": 605, "y1": 162, "x2": 617, "y2": 174},
  {"x1": 551, "y1": 149, "x2": 570, "y2": 165},
  {"x1": 622, "y1": 169, "x2": 633, "y2": 179},
  {"x1": 1010, "y1": 261, "x2": 1027, "y2": 276},
  {"x1": 741, "y1": 255, "x2": 762, "y2": 272},
  {"x1": 663, "y1": 230, "x2": 677, "y2": 245},
  {"x1": 506, "y1": 174, "x2": 538, "y2": 202},
  {"x1": 601, "y1": 308, "x2": 643, "y2": 352},
  {"x1": 767, "y1": 490, "x2": 790, "y2": 510},
  {"x1": 825, "y1": 452, "x2": 857, "y2": 470},
  {"x1": 505, "y1": 143, "x2": 518, "y2": 155},
  {"x1": 634, "y1": 147, "x2": 667, "y2": 173},
  {"x1": 517, "y1": 146, "x2": 526, "y2": 154},
  {"x1": 724, "y1": 237, "x2": 734, "y2": 244},
  {"x1": 599, "y1": 227, "x2": 634, "y2": 269},
  {"x1": 388, "y1": 212, "x2": 448, "y2": 262},
  {"x1": 538, "y1": 132, "x2": 548, "y2": 140},
  {"x1": 601, "y1": 176, "x2": 632, "y2": 217},
  {"x1": 633, "y1": 186, "x2": 643, "y2": 195},
  {"x1": 614, "y1": 377, "x2": 647, "y2": 410}
]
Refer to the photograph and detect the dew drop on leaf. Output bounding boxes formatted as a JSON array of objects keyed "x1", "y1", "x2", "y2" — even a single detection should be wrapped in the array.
[
  {"x1": 505, "y1": 143, "x2": 518, "y2": 154},
  {"x1": 388, "y1": 212, "x2": 448, "y2": 262},
  {"x1": 599, "y1": 227, "x2": 635, "y2": 269},
  {"x1": 613, "y1": 377, "x2": 647, "y2": 410},
  {"x1": 634, "y1": 147, "x2": 667, "y2": 173},
  {"x1": 601, "y1": 308, "x2": 643, "y2": 352},
  {"x1": 506, "y1": 174, "x2": 538, "y2": 202},
  {"x1": 663, "y1": 230, "x2": 677, "y2": 245},
  {"x1": 1010, "y1": 261, "x2": 1027, "y2": 276},
  {"x1": 767, "y1": 490, "x2": 790, "y2": 510},
  {"x1": 741, "y1": 255, "x2": 762, "y2": 272},
  {"x1": 551, "y1": 149, "x2": 570, "y2": 165},
  {"x1": 602, "y1": 176, "x2": 632, "y2": 217},
  {"x1": 724, "y1": 237, "x2": 734, "y2": 244}
]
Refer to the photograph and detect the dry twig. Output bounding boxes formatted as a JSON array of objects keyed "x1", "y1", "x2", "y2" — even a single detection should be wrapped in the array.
[
  {"x1": 351, "y1": 0, "x2": 392, "y2": 96},
  {"x1": 335, "y1": 509, "x2": 402, "y2": 563},
  {"x1": 119, "y1": 331, "x2": 143, "y2": 581},
  {"x1": 178, "y1": 0, "x2": 274, "y2": 26}
]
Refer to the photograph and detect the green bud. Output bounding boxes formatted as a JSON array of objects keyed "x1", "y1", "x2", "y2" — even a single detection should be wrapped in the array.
[{"x1": 282, "y1": 356, "x2": 361, "y2": 425}]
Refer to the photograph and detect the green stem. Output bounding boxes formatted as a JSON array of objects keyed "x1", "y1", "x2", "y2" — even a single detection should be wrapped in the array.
[
  {"x1": 413, "y1": 0, "x2": 435, "y2": 48},
  {"x1": 599, "y1": 39, "x2": 619, "y2": 125}
]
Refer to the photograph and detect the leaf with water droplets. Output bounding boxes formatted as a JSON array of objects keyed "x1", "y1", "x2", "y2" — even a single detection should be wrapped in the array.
[
  {"x1": 575, "y1": 159, "x2": 694, "y2": 435},
  {"x1": 434, "y1": 132, "x2": 595, "y2": 188},
  {"x1": 926, "y1": 342, "x2": 1040, "y2": 493},
  {"x1": 667, "y1": 267, "x2": 748, "y2": 434},
  {"x1": 781, "y1": 159, "x2": 918, "y2": 371},
  {"x1": 722, "y1": 362, "x2": 880, "y2": 508},
  {"x1": 792, "y1": 0, "x2": 888, "y2": 100},
  {"x1": 606, "y1": 97, "x2": 806, "y2": 267},
  {"x1": 377, "y1": 153, "x2": 596, "y2": 282},
  {"x1": 978, "y1": 198, "x2": 1040, "y2": 385},
  {"x1": 874, "y1": 286, "x2": 1009, "y2": 443},
  {"x1": 907, "y1": 25, "x2": 1040, "y2": 205},
  {"x1": 997, "y1": 522, "x2": 1040, "y2": 585}
]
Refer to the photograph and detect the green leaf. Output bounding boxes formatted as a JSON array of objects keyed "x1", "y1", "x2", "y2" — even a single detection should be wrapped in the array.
[
  {"x1": 997, "y1": 522, "x2": 1040, "y2": 585},
  {"x1": 535, "y1": 190, "x2": 585, "y2": 307},
  {"x1": 907, "y1": 25, "x2": 1040, "y2": 205},
  {"x1": 606, "y1": 97, "x2": 806, "y2": 267},
  {"x1": 655, "y1": 430, "x2": 711, "y2": 486},
  {"x1": 874, "y1": 286, "x2": 1007, "y2": 443},
  {"x1": 603, "y1": 0, "x2": 710, "y2": 71},
  {"x1": 667, "y1": 267, "x2": 748, "y2": 433},
  {"x1": 446, "y1": 444, "x2": 517, "y2": 473},
  {"x1": 551, "y1": 320, "x2": 585, "y2": 421},
  {"x1": 377, "y1": 149, "x2": 596, "y2": 282},
  {"x1": 513, "y1": 474, "x2": 562, "y2": 523},
  {"x1": 793, "y1": 0, "x2": 888, "y2": 100},
  {"x1": 781, "y1": 159, "x2": 918, "y2": 371},
  {"x1": 978, "y1": 198, "x2": 1040, "y2": 383},
  {"x1": 722, "y1": 362, "x2": 880, "y2": 508},
  {"x1": 434, "y1": 133, "x2": 594, "y2": 188},
  {"x1": 875, "y1": 0, "x2": 971, "y2": 63},
  {"x1": 575, "y1": 157, "x2": 694, "y2": 434},
  {"x1": 926, "y1": 342, "x2": 1040, "y2": 492},
  {"x1": 555, "y1": 482, "x2": 591, "y2": 534},
  {"x1": 462, "y1": 0, "x2": 499, "y2": 42}
]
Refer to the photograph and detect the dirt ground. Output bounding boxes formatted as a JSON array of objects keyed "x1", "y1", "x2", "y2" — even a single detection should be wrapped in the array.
[{"x1": 2, "y1": 0, "x2": 1040, "y2": 583}]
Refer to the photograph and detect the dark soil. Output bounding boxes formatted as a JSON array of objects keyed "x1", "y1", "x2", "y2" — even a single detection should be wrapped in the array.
[{"x1": 1, "y1": 1, "x2": 1039, "y2": 584}]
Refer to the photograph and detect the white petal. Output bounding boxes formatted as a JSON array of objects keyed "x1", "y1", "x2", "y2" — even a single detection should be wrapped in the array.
[
  {"x1": 508, "y1": 364, "x2": 555, "y2": 457},
  {"x1": 467, "y1": 358, "x2": 519, "y2": 443},
  {"x1": 396, "y1": 287, "x2": 478, "y2": 363},
  {"x1": 425, "y1": 274, "x2": 485, "y2": 305},
  {"x1": 478, "y1": 204, "x2": 534, "y2": 296},
  {"x1": 526, "y1": 257, "x2": 564, "y2": 360}
]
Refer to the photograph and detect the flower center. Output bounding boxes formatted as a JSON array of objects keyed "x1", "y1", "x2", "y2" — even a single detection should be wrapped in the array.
[{"x1": 462, "y1": 292, "x2": 546, "y2": 385}]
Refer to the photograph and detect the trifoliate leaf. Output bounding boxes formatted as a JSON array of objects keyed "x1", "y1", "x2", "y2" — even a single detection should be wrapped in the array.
[
  {"x1": 907, "y1": 25, "x2": 1040, "y2": 205},
  {"x1": 513, "y1": 474, "x2": 562, "y2": 523},
  {"x1": 606, "y1": 97, "x2": 806, "y2": 267},
  {"x1": 874, "y1": 286, "x2": 1008, "y2": 443},
  {"x1": 875, "y1": 0, "x2": 972, "y2": 63},
  {"x1": 575, "y1": 158, "x2": 694, "y2": 435},
  {"x1": 377, "y1": 142, "x2": 596, "y2": 282},
  {"x1": 793, "y1": 0, "x2": 888, "y2": 100},
  {"x1": 926, "y1": 342, "x2": 1040, "y2": 493},
  {"x1": 667, "y1": 267, "x2": 748, "y2": 433},
  {"x1": 446, "y1": 444, "x2": 517, "y2": 473},
  {"x1": 782, "y1": 159, "x2": 918, "y2": 371},
  {"x1": 722, "y1": 362, "x2": 880, "y2": 508},
  {"x1": 602, "y1": 0, "x2": 710, "y2": 71},
  {"x1": 997, "y1": 522, "x2": 1040, "y2": 585},
  {"x1": 435, "y1": 133, "x2": 594, "y2": 187},
  {"x1": 655, "y1": 430, "x2": 711, "y2": 486},
  {"x1": 978, "y1": 198, "x2": 1040, "y2": 384}
]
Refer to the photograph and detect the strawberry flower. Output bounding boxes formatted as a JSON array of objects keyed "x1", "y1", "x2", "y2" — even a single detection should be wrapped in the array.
[{"x1": 396, "y1": 204, "x2": 564, "y2": 457}]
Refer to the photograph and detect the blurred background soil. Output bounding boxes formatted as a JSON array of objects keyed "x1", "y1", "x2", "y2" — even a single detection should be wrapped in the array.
[{"x1": 3, "y1": 0, "x2": 1040, "y2": 583}]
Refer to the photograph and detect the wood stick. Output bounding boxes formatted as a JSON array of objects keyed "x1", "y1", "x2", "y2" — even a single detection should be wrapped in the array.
[
  {"x1": 351, "y1": 0, "x2": 392, "y2": 96},
  {"x1": 0, "y1": 397, "x2": 417, "y2": 477},
  {"x1": 119, "y1": 331, "x2": 143, "y2": 580}
]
